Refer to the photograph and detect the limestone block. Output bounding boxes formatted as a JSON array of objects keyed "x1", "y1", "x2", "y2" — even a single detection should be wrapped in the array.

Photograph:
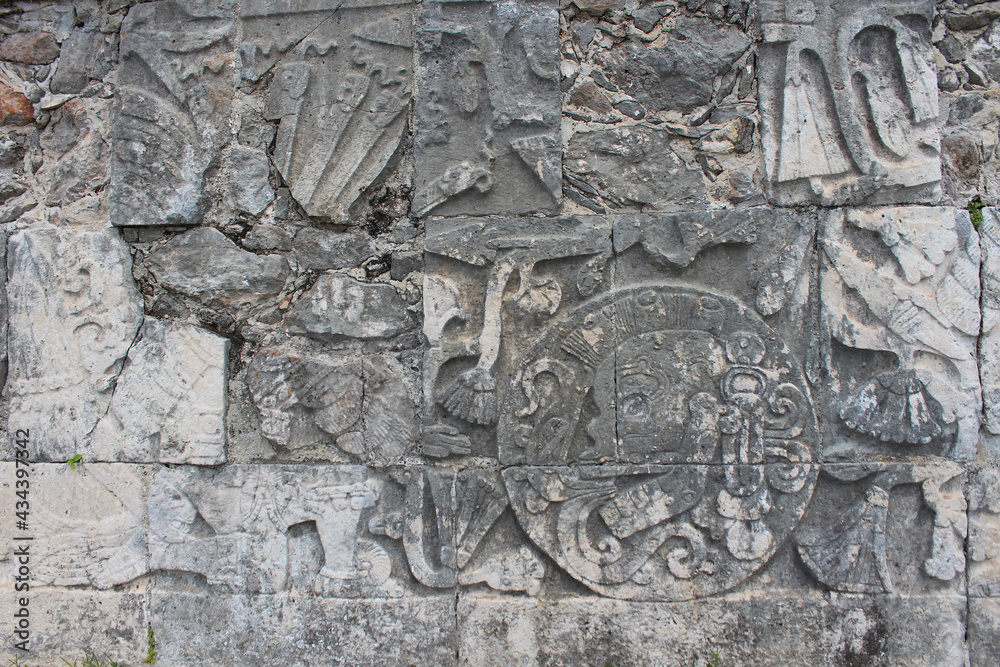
[
  {"x1": 50, "y1": 29, "x2": 116, "y2": 94},
  {"x1": 149, "y1": 592, "x2": 457, "y2": 665},
  {"x1": 758, "y1": 0, "x2": 941, "y2": 206},
  {"x1": 458, "y1": 593, "x2": 968, "y2": 666},
  {"x1": 292, "y1": 227, "x2": 377, "y2": 272},
  {"x1": 796, "y1": 462, "x2": 967, "y2": 595},
  {"x1": 818, "y1": 207, "x2": 981, "y2": 460},
  {"x1": 0, "y1": 30, "x2": 60, "y2": 64},
  {"x1": 93, "y1": 319, "x2": 228, "y2": 465},
  {"x1": 244, "y1": 0, "x2": 413, "y2": 223},
  {"x1": 414, "y1": 0, "x2": 561, "y2": 217},
  {"x1": 6, "y1": 225, "x2": 144, "y2": 460},
  {"x1": 593, "y1": 16, "x2": 752, "y2": 114},
  {"x1": 111, "y1": 1, "x2": 235, "y2": 226},
  {"x1": 565, "y1": 127, "x2": 706, "y2": 212},
  {"x1": 980, "y1": 208, "x2": 1000, "y2": 436},
  {"x1": 149, "y1": 464, "x2": 415, "y2": 596},
  {"x1": 0, "y1": 589, "x2": 147, "y2": 662},
  {"x1": 284, "y1": 273, "x2": 413, "y2": 340},
  {"x1": 0, "y1": 463, "x2": 150, "y2": 590},
  {"x1": 143, "y1": 227, "x2": 290, "y2": 305},
  {"x1": 245, "y1": 346, "x2": 415, "y2": 462},
  {"x1": 228, "y1": 144, "x2": 274, "y2": 215},
  {"x1": 969, "y1": 464, "x2": 1000, "y2": 597},
  {"x1": 971, "y1": 598, "x2": 1000, "y2": 667}
]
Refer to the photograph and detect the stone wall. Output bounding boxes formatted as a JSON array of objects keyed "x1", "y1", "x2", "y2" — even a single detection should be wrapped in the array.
[{"x1": 0, "y1": 0, "x2": 998, "y2": 664}]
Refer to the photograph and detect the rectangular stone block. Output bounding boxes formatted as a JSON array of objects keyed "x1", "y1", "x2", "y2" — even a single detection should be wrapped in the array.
[
  {"x1": 5, "y1": 225, "x2": 144, "y2": 461},
  {"x1": 969, "y1": 463, "x2": 1000, "y2": 597},
  {"x1": 970, "y1": 597, "x2": 1000, "y2": 667},
  {"x1": 0, "y1": 588, "x2": 148, "y2": 662},
  {"x1": 243, "y1": 0, "x2": 414, "y2": 223},
  {"x1": 414, "y1": 0, "x2": 561, "y2": 217},
  {"x1": 758, "y1": 0, "x2": 941, "y2": 206},
  {"x1": 817, "y1": 206, "x2": 981, "y2": 461},
  {"x1": 111, "y1": 1, "x2": 235, "y2": 226},
  {"x1": 980, "y1": 207, "x2": 1000, "y2": 440},
  {"x1": 0, "y1": 464, "x2": 151, "y2": 590},
  {"x1": 150, "y1": 592, "x2": 457, "y2": 665},
  {"x1": 458, "y1": 592, "x2": 967, "y2": 666}
]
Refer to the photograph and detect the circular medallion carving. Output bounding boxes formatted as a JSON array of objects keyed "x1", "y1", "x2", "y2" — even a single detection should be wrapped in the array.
[{"x1": 499, "y1": 285, "x2": 818, "y2": 600}]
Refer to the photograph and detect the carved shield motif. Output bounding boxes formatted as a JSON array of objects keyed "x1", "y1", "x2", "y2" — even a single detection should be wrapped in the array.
[{"x1": 499, "y1": 285, "x2": 819, "y2": 600}]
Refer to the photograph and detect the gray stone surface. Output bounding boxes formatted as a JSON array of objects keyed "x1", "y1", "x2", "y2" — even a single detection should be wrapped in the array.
[
  {"x1": 248, "y1": 0, "x2": 413, "y2": 223},
  {"x1": 6, "y1": 225, "x2": 144, "y2": 460},
  {"x1": 758, "y1": 0, "x2": 942, "y2": 206},
  {"x1": 50, "y1": 28, "x2": 115, "y2": 95},
  {"x1": 228, "y1": 144, "x2": 274, "y2": 215},
  {"x1": 971, "y1": 598, "x2": 1000, "y2": 667},
  {"x1": 969, "y1": 463, "x2": 1000, "y2": 597},
  {"x1": 0, "y1": 464, "x2": 150, "y2": 590},
  {"x1": 93, "y1": 318, "x2": 228, "y2": 464},
  {"x1": 285, "y1": 273, "x2": 413, "y2": 340},
  {"x1": 458, "y1": 593, "x2": 968, "y2": 666},
  {"x1": 981, "y1": 208, "x2": 1000, "y2": 436},
  {"x1": 414, "y1": 0, "x2": 561, "y2": 216},
  {"x1": 149, "y1": 592, "x2": 457, "y2": 665},
  {"x1": 818, "y1": 207, "x2": 981, "y2": 460},
  {"x1": 245, "y1": 347, "x2": 415, "y2": 461},
  {"x1": 111, "y1": 1, "x2": 235, "y2": 226},
  {"x1": 292, "y1": 227, "x2": 377, "y2": 272},
  {"x1": 143, "y1": 227, "x2": 290, "y2": 305}
]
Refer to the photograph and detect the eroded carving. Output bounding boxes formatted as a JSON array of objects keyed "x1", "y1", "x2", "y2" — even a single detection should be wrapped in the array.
[
  {"x1": 796, "y1": 462, "x2": 965, "y2": 593},
  {"x1": 500, "y1": 286, "x2": 819, "y2": 600},
  {"x1": 979, "y1": 208, "x2": 1000, "y2": 435},
  {"x1": 6, "y1": 226, "x2": 144, "y2": 460},
  {"x1": 244, "y1": 0, "x2": 412, "y2": 222},
  {"x1": 246, "y1": 347, "x2": 416, "y2": 462},
  {"x1": 414, "y1": 0, "x2": 560, "y2": 216},
  {"x1": 94, "y1": 319, "x2": 228, "y2": 465},
  {"x1": 111, "y1": 2, "x2": 234, "y2": 226},
  {"x1": 759, "y1": 0, "x2": 941, "y2": 205},
  {"x1": 818, "y1": 207, "x2": 981, "y2": 460}
]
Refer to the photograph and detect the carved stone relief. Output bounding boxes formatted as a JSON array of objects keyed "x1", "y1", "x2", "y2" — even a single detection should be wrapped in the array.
[
  {"x1": 5, "y1": 225, "x2": 144, "y2": 460},
  {"x1": 758, "y1": 0, "x2": 941, "y2": 206},
  {"x1": 93, "y1": 318, "x2": 228, "y2": 465},
  {"x1": 414, "y1": 0, "x2": 560, "y2": 217},
  {"x1": 245, "y1": 346, "x2": 416, "y2": 463},
  {"x1": 980, "y1": 207, "x2": 1000, "y2": 436},
  {"x1": 817, "y1": 207, "x2": 981, "y2": 460},
  {"x1": 243, "y1": 0, "x2": 413, "y2": 222},
  {"x1": 111, "y1": 1, "x2": 235, "y2": 226}
]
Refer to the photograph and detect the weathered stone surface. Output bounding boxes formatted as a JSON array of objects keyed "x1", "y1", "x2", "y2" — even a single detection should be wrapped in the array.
[
  {"x1": 242, "y1": 223, "x2": 292, "y2": 252},
  {"x1": 458, "y1": 593, "x2": 968, "y2": 666},
  {"x1": 6, "y1": 225, "x2": 144, "y2": 460},
  {"x1": 594, "y1": 17, "x2": 751, "y2": 114},
  {"x1": 818, "y1": 207, "x2": 981, "y2": 460},
  {"x1": 246, "y1": 0, "x2": 412, "y2": 223},
  {"x1": 150, "y1": 592, "x2": 457, "y2": 665},
  {"x1": 149, "y1": 464, "x2": 408, "y2": 595},
  {"x1": 144, "y1": 227, "x2": 290, "y2": 304},
  {"x1": 796, "y1": 462, "x2": 967, "y2": 594},
  {"x1": 93, "y1": 319, "x2": 228, "y2": 465},
  {"x1": 246, "y1": 348, "x2": 415, "y2": 461},
  {"x1": 0, "y1": 589, "x2": 147, "y2": 662},
  {"x1": 971, "y1": 598, "x2": 1000, "y2": 667},
  {"x1": 229, "y1": 144, "x2": 274, "y2": 215},
  {"x1": 111, "y1": 1, "x2": 235, "y2": 226},
  {"x1": 758, "y1": 0, "x2": 941, "y2": 206},
  {"x1": 37, "y1": 100, "x2": 110, "y2": 206},
  {"x1": 292, "y1": 227, "x2": 376, "y2": 271},
  {"x1": 969, "y1": 464, "x2": 1000, "y2": 597},
  {"x1": 285, "y1": 273, "x2": 413, "y2": 340},
  {"x1": 0, "y1": 463, "x2": 149, "y2": 590},
  {"x1": 565, "y1": 127, "x2": 706, "y2": 211},
  {"x1": 0, "y1": 30, "x2": 60, "y2": 64},
  {"x1": 0, "y1": 82, "x2": 34, "y2": 126},
  {"x1": 414, "y1": 0, "x2": 561, "y2": 216},
  {"x1": 50, "y1": 29, "x2": 116, "y2": 94},
  {"x1": 980, "y1": 208, "x2": 1000, "y2": 436}
]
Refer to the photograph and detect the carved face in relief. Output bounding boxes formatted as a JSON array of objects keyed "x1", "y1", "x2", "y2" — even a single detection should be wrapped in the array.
[{"x1": 589, "y1": 330, "x2": 726, "y2": 463}]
